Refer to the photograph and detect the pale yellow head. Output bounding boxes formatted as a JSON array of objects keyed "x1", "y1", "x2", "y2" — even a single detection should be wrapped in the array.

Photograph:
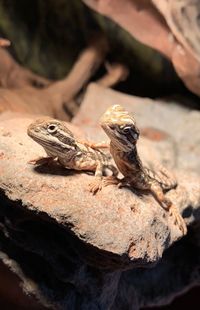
[{"x1": 100, "y1": 104, "x2": 139, "y2": 151}]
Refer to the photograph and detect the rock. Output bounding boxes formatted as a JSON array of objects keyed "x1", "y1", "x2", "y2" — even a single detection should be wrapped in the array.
[
  {"x1": 0, "y1": 115, "x2": 193, "y2": 266},
  {"x1": 83, "y1": 0, "x2": 200, "y2": 97},
  {"x1": 0, "y1": 85, "x2": 199, "y2": 308}
]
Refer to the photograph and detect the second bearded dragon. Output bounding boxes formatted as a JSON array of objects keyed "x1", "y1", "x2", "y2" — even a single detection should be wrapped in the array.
[{"x1": 100, "y1": 104, "x2": 187, "y2": 235}]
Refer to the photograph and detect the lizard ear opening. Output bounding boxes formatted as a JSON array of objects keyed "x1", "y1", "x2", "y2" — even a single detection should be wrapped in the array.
[{"x1": 47, "y1": 124, "x2": 58, "y2": 133}]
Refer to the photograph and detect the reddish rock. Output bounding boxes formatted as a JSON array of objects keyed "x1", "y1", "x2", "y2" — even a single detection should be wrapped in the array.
[
  {"x1": 83, "y1": 0, "x2": 200, "y2": 97},
  {"x1": 0, "y1": 86, "x2": 199, "y2": 308}
]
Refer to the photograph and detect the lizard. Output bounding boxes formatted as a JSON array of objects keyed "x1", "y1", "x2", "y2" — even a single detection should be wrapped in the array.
[
  {"x1": 100, "y1": 104, "x2": 187, "y2": 235},
  {"x1": 27, "y1": 117, "x2": 118, "y2": 194}
]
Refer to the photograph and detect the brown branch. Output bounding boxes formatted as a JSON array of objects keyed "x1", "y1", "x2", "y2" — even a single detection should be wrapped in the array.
[
  {"x1": 46, "y1": 35, "x2": 108, "y2": 107},
  {"x1": 61, "y1": 63, "x2": 129, "y2": 121},
  {"x1": 0, "y1": 35, "x2": 108, "y2": 121},
  {"x1": 0, "y1": 47, "x2": 51, "y2": 88},
  {"x1": 0, "y1": 38, "x2": 10, "y2": 47},
  {"x1": 83, "y1": 0, "x2": 200, "y2": 97},
  {"x1": 61, "y1": 62, "x2": 129, "y2": 121},
  {"x1": 97, "y1": 63, "x2": 129, "y2": 87}
]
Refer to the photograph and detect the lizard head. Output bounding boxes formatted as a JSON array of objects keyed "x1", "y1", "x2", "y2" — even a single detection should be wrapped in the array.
[
  {"x1": 100, "y1": 104, "x2": 140, "y2": 151},
  {"x1": 27, "y1": 118, "x2": 77, "y2": 156}
]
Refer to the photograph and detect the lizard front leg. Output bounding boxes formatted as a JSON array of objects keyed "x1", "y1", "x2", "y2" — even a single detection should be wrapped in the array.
[
  {"x1": 150, "y1": 182, "x2": 187, "y2": 235},
  {"x1": 89, "y1": 161, "x2": 104, "y2": 195},
  {"x1": 88, "y1": 162, "x2": 119, "y2": 194},
  {"x1": 78, "y1": 140, "x2": 109, "y2": 149},
  {"x1": 73, "y1": 155, "x2": 104, "y2": 194}
]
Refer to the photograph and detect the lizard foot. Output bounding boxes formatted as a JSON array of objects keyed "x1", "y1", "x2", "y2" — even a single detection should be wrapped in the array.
[
  {"x1": 102, "y1": 175, "x2": 120, "y2": 187},
  {"x1": 28, "y1": 156, "x2": 55, "y2": 166},
  {"x1": 89, "y1": 177, "x2": 104, "y2": 195},
  {"x1": 169, "y1": 206, "x2": 187, "y2": 236},
  {"x1": 102, "y1": 176, "x2": 130, "y2": 189}
]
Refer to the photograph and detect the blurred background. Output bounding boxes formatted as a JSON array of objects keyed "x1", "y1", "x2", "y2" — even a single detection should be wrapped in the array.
[{"x1": 0, "y1": 0, "x2": 200, "y2": 309}]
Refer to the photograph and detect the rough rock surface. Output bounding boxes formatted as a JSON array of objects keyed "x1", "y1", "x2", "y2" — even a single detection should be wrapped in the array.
[{"x1": 0, "y1": 85, "x2": 200, "y2": 308}]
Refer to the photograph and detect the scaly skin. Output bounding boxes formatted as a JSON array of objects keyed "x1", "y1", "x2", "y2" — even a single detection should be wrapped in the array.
[
  {"x1": 100, "y1": 104, "x2": 187, "y2": 235},
  {"x1": 27, "y1": 117, "x2": 118, "y2": 194}
]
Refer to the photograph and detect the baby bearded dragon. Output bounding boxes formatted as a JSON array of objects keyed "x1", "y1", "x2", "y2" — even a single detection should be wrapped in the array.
[
  {"x1": 100, "y1": 104, "x2": 187, "y2": 235},
  {"x1": 27, "y1": 118, "x2": 118, "y2": 194}
]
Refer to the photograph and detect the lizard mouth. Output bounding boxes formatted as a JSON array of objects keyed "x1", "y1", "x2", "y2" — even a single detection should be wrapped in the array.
[
  {"x1": 27, "y1": 124, "x2": 55, "y2": 148},
  {"x1": 27, "y1": 129, "x2": 51, "y2": 148},
  {"x1": 27, "y1": 126, "x2": 76, "y2": 155}
]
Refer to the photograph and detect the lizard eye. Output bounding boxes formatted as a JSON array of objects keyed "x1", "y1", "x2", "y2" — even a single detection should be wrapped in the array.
[
  {"x1": 121, "y1": 126, "x2": 139, "y2": 140},
  {"x1": 47, "y1": 124, "x2": 58, "y2": 133},
  {"x1": 121, "y1": 126, "x2": 132, "y2": 134}
]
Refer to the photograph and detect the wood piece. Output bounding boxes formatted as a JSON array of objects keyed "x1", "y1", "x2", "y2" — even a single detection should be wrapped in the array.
[
  {"x1": 0, "y1": 35, "x2": 108, "y2": 120},
  {"x1": 97, "y1": 63, "x2": 129, "y2": 88},
  {"x1": 0, "y1": 38, "x2": 10, "y2": 47}
]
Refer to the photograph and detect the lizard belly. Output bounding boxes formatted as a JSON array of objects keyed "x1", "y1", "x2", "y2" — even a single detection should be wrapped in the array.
[
  {"x1": 110, "y1": 147, "x2": 136, "y2": 178},
  {"x1": 111, "y1": 148, "x2": 150, "y2": 190},
  {"x1": 64, "y1": 153, "x2": 98, "y2": 172},
  {"x1": 115, "y1": 158, "x2": 130, "y2": 177}
]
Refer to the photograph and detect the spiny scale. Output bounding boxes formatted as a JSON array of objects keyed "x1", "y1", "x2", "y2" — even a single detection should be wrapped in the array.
[{"x1": 100, "y1": 104, "x2": 136, "y2": 125}]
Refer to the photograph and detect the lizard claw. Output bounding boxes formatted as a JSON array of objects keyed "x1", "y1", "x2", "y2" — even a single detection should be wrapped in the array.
[
  {"x1": 117, "y1": 182, "x2": 125, "y2": 188},
  {"x1": 28, "y1": 159, "x2": 39, "y2": 165},
  {"x1": 89, "y1": 177, "x2": 103, "y2": 195},
  {"x1": 169, "y1": 206, "x2": 187, "y2": 236},
  {"x1": 102, "y1": 176, "x2": 120, "y2": 187},
  {"x1": 89, "y1": 175, "x2": 122, "y2": 194},
  {"x1": 89, "y1": 176, "x2": 120, "y2": 194},
  {"x1": 102, "y1": 176, "x2": 130, "y2": 189}
]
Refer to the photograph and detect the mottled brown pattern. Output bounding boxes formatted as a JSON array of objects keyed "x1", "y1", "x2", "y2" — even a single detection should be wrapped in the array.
[{"x1": 100, "y1": 104, "x2": 187, "y2": 235}]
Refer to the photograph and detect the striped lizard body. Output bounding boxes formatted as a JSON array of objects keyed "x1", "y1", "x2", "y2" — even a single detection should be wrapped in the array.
[
  {"x1": 100, "y1": 104, "x2": 187, "y2": 235},
  {"x1": 27, "y1": 118, "x2": 118, "y2": 194}
]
